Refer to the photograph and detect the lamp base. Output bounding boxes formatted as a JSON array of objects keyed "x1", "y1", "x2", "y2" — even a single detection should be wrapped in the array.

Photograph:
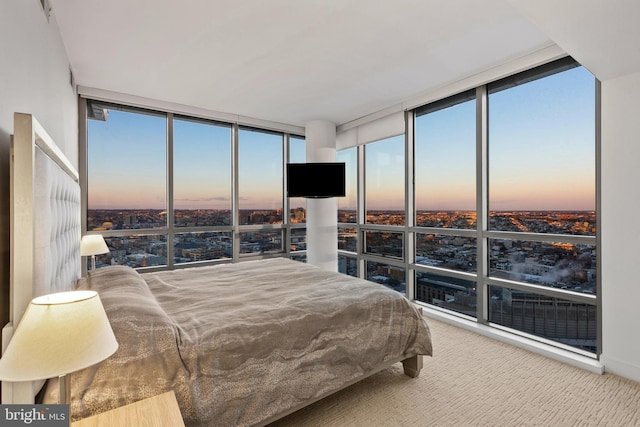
[{"x1": 58, "y1": 374, "x2": 71, "y2": 404}]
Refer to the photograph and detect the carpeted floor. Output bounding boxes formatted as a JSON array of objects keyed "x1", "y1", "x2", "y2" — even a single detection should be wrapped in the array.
[{"x1": 270, "y1": 318, "x2": 640, "y2": 426}]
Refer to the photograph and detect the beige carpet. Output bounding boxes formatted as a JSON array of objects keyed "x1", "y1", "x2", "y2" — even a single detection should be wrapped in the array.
[{"x1": 269, "y1": 318, "x2": 640, "y2": 426}]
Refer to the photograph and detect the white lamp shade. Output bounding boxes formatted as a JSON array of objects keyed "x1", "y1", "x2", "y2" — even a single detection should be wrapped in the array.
[
  {"x1": 0, "y1": 290, "x2": 118, "y2": 381},
  {"x1": 80, "y1": 235, "x2": 109, "y2": 256}
]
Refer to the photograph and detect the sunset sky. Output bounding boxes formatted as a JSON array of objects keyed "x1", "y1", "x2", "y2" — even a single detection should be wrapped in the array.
[{"x1": 89, "y1": 66, "x2": 595, "y2": 212}]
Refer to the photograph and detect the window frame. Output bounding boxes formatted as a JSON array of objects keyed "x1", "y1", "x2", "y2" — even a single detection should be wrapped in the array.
[
  {"x1": 80, "y1": 99, "x2": 306, "y2": 271},
  {"x1": 415, "y1": 58, "x2": 600, "y2": 356},
  {"x1": 338, "y1": 56, "x2": 600, "y2": 357}
]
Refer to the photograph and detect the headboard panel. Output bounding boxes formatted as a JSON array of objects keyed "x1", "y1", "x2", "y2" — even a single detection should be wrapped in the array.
[
  {"x1": 2, "y1": 113, "x2": 81, "y2": 404},
  {"x1": 34, "y1": 147, "x2": 81, "y2": 297}
]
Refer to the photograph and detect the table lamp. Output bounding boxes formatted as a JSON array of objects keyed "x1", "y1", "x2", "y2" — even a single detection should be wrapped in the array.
[
  {"x1": 0, "y1": 290, "x2": 118, "y2": 404},
  {"x1": 80, "y1": 235, "x2": 109, "y2": 271}
]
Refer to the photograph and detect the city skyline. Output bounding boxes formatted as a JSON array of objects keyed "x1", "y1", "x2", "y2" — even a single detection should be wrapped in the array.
[{"x1": 87, "y1": 207, "x2": 596, "y2": 232}]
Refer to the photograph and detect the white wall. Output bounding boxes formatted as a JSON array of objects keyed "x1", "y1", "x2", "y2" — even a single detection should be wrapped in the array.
[
  {"x1": 600, "y1": 71, "x2": 640, "y2": 382},
  {"x1": 0, "y1": 0, "x2": 78, "y2": 327}
]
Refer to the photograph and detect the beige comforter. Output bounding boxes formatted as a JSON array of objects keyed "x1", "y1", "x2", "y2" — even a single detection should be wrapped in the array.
[{"x1": 45, "y1": 258, "x2": 432, "y2": 426}]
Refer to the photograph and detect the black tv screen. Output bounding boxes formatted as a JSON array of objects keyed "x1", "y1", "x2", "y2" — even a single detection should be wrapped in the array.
[{"x1": 287, "y1": 162, "x2": 346, "y2": 198}]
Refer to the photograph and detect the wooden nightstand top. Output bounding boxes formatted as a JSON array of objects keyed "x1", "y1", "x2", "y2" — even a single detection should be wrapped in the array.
[{"x1": 71, "y1": 391, "x2": 185, "y2": 427}]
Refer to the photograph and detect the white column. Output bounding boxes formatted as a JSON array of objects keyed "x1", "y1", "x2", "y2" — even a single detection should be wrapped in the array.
[{"x1": 305, "y1": 120, "x2": 337, "y2": 271}]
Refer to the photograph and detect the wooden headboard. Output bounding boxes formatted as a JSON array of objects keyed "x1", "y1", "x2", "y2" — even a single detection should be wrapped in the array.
[{"x1": 1, "y1": 113, "x2": 81, "y2": 403}]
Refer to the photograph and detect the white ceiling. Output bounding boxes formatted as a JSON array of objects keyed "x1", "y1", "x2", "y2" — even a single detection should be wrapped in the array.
[
  {"x1": 49, "y1": 0, "x2": 639, "y2": 129},
  {"x1": 507, "y1": 0, "x2": 640, "y2": 82}
]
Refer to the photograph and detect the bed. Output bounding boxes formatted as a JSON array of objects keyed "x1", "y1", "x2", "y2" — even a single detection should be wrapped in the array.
[
  {"x1": 6, "y1": 113, "x2": 432, "y2": 426},
  {"x1": 42, "y1": 258, "x2": 432, "y2": 426}
]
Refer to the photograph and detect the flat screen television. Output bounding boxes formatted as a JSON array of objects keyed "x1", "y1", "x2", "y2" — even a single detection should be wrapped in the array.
[{"x1": 287, "y1": 162, "x2": 346, "y2": 198}]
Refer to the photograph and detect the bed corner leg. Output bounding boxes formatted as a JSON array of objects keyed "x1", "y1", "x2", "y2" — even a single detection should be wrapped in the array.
[{"x1": 402, "y1": 355, "x2": 423, "y2": 378}]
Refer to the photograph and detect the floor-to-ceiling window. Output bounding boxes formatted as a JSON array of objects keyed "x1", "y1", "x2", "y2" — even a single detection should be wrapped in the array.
[
  {"x1": 364, "y1": 135, "x2": 407, "y2": 292},
  {"x1": 173, "y1": 116, "x2": 233, "y2": 263},
  {"x1": 414, "y1": 89, "x2": 478, "y2": 318},
  {"x1": 238, "y1": 128, "x2": 284, "y2": 254},
  {"x1": 484, "y1": 59, "x2": 597, "y2": 353},
  {"x1": 83, "y1": 100, "x2": 304, "y2": 270},
  {"x1": 86, "y1": 103, "x2": 168, "y2": 268},
  {"x1": 338, "y1": 56, "x2": 599, "y2": 355},
  {"x1": 415, "y1": 57, "x2": 598, "y2": 354}
]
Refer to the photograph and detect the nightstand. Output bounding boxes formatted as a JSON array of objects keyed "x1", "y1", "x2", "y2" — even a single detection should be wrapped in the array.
[{"x1": 71, "y1": 391, "x2": 185, "y2": 427}]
